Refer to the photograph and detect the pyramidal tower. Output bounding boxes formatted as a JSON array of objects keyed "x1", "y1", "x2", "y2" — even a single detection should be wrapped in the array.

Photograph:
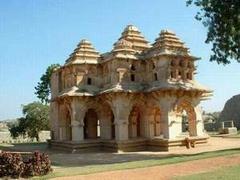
[
  {"x1": 146, "y1": 30, "x2": 192, "y2": 58},
  {"x1": 65, "y1": 39, "x2": 100, "y2": 65},
  {"x1": 118, "y1": 25, "x2": 150, "y2": 52}
]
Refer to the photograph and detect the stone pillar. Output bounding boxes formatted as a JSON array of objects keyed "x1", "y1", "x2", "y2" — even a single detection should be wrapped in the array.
[
  {"x1": 59, "y1": 126, "x2": 64, "y2": 140},
  {"x1": 195, "y1": 105, "x2": 204, "y2": 136},
  {"x1": 149, "y1": 114, "x2": 156, "y2": 138},
  {"x1": 58, "y1": 104, "x2": 67, "y2": 141},
  {"x1": 159, "y1": 104, "x2": 172, "y2": 139},
  {"x1": 59, "y1": 126, "x2": 67, "y2": 140},
  {"x1": 70, "y1": 98, "x2": 87, "y2": 141},
  {"x1": 115, "y1": 120, "x2": 129, "y2": 141},
  {"x1": 100, "y1": 113, "x2": 112, "y2": 140},
  {"x1": 50, "y1": 102, "x2": 59, "y2": 140},
  {"x1": 141, "y1": 110, "x2": 151, "y2": 138},
  {"x1": 71, "y1": 120, "x2": 84, "y2": 141},
  {"x1": 114, "y1": 102, "x2": 130, "y2": 141}
]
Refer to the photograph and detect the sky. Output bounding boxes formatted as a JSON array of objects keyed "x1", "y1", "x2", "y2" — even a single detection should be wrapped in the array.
[{"x1": 0, "y1": 0, "x2": 239, "y2": 121}]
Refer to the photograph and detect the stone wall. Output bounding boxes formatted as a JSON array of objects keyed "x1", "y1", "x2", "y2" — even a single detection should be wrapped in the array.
[{"x1": 0, "y1": 130, "x2": 50, "y2": 143}]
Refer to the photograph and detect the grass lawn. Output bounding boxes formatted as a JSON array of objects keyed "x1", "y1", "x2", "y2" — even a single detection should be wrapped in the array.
[
  {"x1": 175, "y1": 164, "x2": 240, "y2": 180},
  {"x1": 226, "y1": 133, "x2": 240, "y2": 138},
  {"x1": 1, "y1": 142, "x2": 240, "y2": 179},
  {"x1": 36, "y1": 148, "x2": 240, "y2": 179}
]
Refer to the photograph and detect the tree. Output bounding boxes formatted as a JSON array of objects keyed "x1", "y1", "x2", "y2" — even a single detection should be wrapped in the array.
[
  {"x1": 35, "y1": 64, "x2": 60, "y2": 104},
  {"x1": 187, "y1": 0, "x2": 240, "y2": 64},
  {"x1": 204, "y1": 111, "x2": 220, "y2": 124},
  {"x1": 9, "y1": 102, "x2": 50, "y2": 141},
  {"x1": 8, "y1": 118, "x2": 27, "y2": 138}
]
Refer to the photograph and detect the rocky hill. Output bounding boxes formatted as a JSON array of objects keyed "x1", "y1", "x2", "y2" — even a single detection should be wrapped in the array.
[{"x1": 220, "y1": 94, "x2": 240, "y2": 129}]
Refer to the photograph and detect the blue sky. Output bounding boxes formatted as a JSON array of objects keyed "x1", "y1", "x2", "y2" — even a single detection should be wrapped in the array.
[{"x1": 0, "y1": 0, "x2": 239, "y2": 120}]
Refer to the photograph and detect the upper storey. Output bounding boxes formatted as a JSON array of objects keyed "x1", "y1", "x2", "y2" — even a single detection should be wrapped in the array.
[{"x1": 51, "y1": 25, "x2": 211, "y2": 99}]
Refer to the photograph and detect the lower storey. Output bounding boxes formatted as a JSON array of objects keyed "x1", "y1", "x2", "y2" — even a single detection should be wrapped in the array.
[{"x1": 48, "y1": 136, "x2": 209, "y2": 152}]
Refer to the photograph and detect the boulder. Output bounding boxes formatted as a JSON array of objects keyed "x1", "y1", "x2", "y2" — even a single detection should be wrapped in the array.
[{"x1": 220, "y1": 94, "x2": 240, "y2": 130}]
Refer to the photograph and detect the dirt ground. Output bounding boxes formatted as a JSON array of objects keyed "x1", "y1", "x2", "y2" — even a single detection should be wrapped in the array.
[
  {"x1": 53, "y1": 154, "x2": 240, "y2": 180},
  {"x1": 2, "y1": 137, "x2": 240, "y2": 179},
  {"x1": 2, "y1": 137, "x2": 240, "y2": 166},
  {"x1": 49, "y1": 137, "x2": 240, "y2": 166}
]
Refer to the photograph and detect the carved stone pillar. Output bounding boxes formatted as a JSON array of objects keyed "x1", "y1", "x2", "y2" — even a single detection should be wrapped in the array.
[
  {"x1": 71, "y1": 120, "x2": 84, "y2": 141},
  {"x1": 114, "y1": 102, "x2": 130, "y2": 141},
  {"x1": 115, "y1": 120, "x2": 129, "y2": 141},
  {"x1": 99, "y1": 110, "x2": 112, "y2": 140},
  {"x1": 50, "y1": 102, "x2": 59, "y2": 140},
  {"x1": 158, "y1": 100, "x2": 174, "y2": 139},
  {"x1": 148, "y1": 114, "x2": 156, "y2": 138},
  {"x1": 141, "y1": 114, "x2": 150, "y2": 138},
  {"x1": 194, "y1": 104, "x2": 204, "y2": 136},
  {"x1": 71, "y1": 98, "x2": 87, "y2": 141}
]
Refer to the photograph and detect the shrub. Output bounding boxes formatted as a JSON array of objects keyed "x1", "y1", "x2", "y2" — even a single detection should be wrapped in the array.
[
  {"x1": 23, "y1": 151, "x2": 52, "y2": 177},
  {"x1": 0, "y1": 152, "x2": 25, "y2": 178},
  {"x1": 0, "y1": 151, "x2": 52, "y2": 178}
]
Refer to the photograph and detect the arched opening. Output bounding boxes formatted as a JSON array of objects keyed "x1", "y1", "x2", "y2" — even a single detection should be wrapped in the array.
[
  {"x1": 130, "y1": 74, "x2": 135, "y2": 82},
  {"x1": 178, "y1": 70, "x2": 182, "y2": 78},
  {"x1": 128, "y1": 106, "x2": 141, "y2": 138},
  {"x1": 84, "y1": 109, "x2": 99, "y2": 139},
  {"x1": 181, "y1": 110, "x2": 189, "y2": 133},
  {"x1": 153, "y1": 108, "x2": 161, "y2": 136},
  {"x1": 176, "y1": 101, "x2": 197, "y2": 136},
  {"x1": 111, "y1": 115, "x2": 115, "y2": 139},
  {"x1": 130, "y1": 64, "x2": 136, "y2": 71},
  {"x1": 152, "y1": 63, "x2": 156, "y2": 69},
  {"x1": 87, "y1": 77, "x2": 92, "y2": 85},
  {"x1": 154, "y1": 73, "x2": 158, "y2": 81}
]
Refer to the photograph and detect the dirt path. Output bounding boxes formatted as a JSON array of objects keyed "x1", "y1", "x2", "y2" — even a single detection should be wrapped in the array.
[{"x1": 53, "y1": 154, "x2": 240, "y2": 180}]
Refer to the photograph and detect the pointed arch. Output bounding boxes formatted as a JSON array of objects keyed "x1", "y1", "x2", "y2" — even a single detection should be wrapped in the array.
[{"x1": 175, "y1": 100, "x2": 197, "y2": 136}]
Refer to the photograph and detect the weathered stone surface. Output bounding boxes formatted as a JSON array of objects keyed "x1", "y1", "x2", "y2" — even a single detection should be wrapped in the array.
[{"x1": 220, "y1": 94, "x2": 240, "y2": 129}]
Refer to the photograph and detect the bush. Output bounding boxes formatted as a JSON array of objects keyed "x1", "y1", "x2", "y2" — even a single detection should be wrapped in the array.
[
  {"x1": 0, "y1": 152, "x2": 25, "y2": 178},
  {"x1": 23, "y1": 151, "x2": 52, "y2": 177},
  {"x1": 0, "y1": 151, "x2": 52, "y2": 178}
]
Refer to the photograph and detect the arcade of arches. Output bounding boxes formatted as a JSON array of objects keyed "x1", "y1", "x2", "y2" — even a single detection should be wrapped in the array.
[{"x1": 51, "y1": 94, "x2": 207, "y2": 152}]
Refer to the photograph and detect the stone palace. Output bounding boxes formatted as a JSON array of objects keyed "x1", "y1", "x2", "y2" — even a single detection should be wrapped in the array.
[{"x1": 49, "y1": 25, "x2": 212, "y2": 152}]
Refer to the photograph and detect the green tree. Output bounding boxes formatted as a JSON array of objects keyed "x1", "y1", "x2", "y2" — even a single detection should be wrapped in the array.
[
  {"x1": 8, "y1": 118, "x2": 27, "y2": 138},
  {"x1": 35, "y1": 64, "x2": 60, "y2": 104},
  {"x1": 204, "y1": 111, "x2": 220, "y2": 124},
  {"x1": 9, "y1": 102, "x2": 50, "y2": 141},
  {"x1": 187, "y1": 0, "x2": 240, "y2": 64}
]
